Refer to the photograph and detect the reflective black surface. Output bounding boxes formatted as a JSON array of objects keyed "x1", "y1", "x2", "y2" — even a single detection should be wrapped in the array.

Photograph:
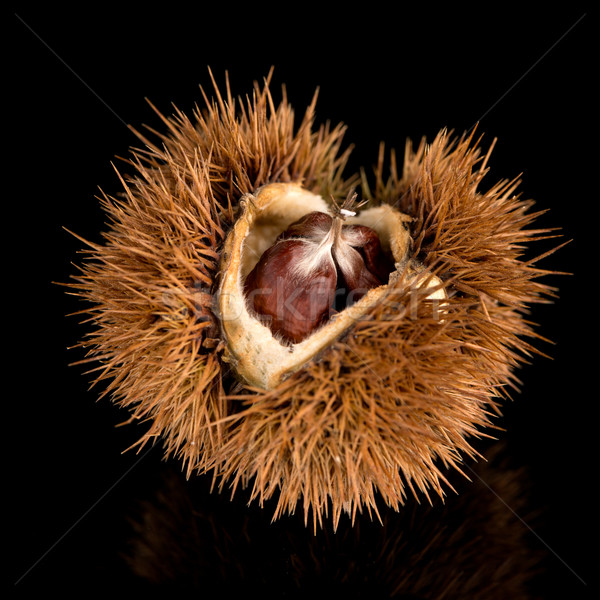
[{"x1": 11, "y1": 6, "x2": 594, "y2": 597}]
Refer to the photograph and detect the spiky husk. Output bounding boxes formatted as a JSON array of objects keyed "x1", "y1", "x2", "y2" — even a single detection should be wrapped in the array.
[{"x1": 69, "y1": 71, "x2": 556, "y2": 529}]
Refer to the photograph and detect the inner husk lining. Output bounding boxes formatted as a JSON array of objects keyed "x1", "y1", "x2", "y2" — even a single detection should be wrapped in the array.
[{"x1": 218, "y1": 182, "x2": 429, "y2": 390}]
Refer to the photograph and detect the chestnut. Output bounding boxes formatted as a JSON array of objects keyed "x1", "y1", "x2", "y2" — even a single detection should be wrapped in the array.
[{"x1": 243, "y1": 193, "x2": 395, "y2": 344}]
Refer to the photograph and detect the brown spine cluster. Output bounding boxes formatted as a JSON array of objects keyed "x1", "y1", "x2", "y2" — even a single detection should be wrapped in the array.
[{"x1": 68, "y1": 71, "x2": 560, "y2": 529}]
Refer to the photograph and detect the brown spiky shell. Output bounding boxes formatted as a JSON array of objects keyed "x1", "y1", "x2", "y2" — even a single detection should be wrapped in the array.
[{"x1": 69, "y1": 71, "x2": 556, "y2": 528}]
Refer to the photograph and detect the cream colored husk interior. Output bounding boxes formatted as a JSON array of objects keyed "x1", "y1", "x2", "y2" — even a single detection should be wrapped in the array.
[{"x1": 218, "y1": 182, "x2": 445, "y2": 390}]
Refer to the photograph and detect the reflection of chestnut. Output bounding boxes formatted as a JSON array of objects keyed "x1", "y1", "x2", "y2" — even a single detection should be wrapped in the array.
[{"x1": 243, "y1": 196, "x2": 395, "y2": 344}]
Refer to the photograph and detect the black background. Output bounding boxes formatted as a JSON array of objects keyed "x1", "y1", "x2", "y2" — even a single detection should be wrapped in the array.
[{"x1": 11, "y1": 5, "x2": 595, "y2": 597}]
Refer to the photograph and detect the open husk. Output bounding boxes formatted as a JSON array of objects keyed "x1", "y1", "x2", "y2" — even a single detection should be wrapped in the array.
[
  {"x1": 69, "y1": 71, "x2": 558, "y2": 528},
  {"x1": 218, "y1": 182, "x2": 445, "y2": 390}
]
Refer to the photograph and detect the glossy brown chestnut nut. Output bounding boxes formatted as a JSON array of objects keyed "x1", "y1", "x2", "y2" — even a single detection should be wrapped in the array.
[{"x1": 244, "y1": 201, "x2": 395, "y2": 344}]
